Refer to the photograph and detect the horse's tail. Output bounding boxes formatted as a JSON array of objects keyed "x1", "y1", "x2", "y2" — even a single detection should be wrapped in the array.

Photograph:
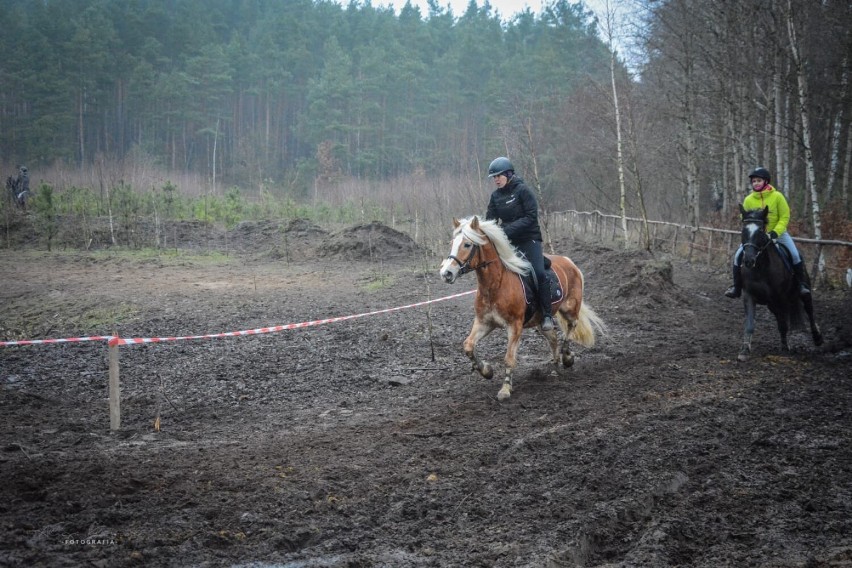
[{"x1": 566, "y1": 302, "x2": 607, "y2": 348}]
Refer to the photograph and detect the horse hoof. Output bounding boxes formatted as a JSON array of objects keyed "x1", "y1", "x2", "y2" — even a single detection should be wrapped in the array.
[
  {"x1": 480, "y1": 363, "x2": 494, "y2": 380},
  {"x1": 814, "y1": 334, "x2": 824, "y2": 347},
  {"x1": 497, "y1": 384, "x2": 512, "y2": 401},
  {"x1": 737, "y1": 352, "x2": 749, "y2": 362},
  {"x1": 561, "y1": 353, "x2": 575, "y2": 368}
]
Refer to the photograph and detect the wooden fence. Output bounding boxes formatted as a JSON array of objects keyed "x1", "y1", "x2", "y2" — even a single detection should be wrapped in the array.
[{"x1": 546, "y1": 210, "x2": 852, "y2": 287}]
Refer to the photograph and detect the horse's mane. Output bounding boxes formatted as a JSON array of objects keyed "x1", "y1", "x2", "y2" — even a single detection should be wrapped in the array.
[
  {"x1": 456, "y1": 217, "x2": 531, "y2": 275},
  {"x1": 742, "y1": 209, "x2": 764, "y2": 221}
]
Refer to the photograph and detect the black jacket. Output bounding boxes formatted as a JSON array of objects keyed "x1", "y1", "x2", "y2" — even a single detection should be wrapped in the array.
[{"x1": 485, "y1": 176, "x2": 542, "y2": 244}]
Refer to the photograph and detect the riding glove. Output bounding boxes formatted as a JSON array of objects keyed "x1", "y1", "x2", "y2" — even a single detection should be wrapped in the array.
[{"x1": 768, "y1": 231, "x2": 779, "y2": 241}]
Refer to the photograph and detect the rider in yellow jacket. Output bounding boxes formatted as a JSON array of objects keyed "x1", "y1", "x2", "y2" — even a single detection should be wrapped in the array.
[{"x1": 725, "y1": 167, "x2": 811, "y2": 298}]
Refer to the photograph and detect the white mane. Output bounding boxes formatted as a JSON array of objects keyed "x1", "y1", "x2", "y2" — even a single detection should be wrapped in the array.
[{"x1": 455, "y1": 217, "x2": 531, "y2": 275}]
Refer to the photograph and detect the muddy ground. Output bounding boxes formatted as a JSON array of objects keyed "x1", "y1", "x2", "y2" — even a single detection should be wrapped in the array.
[{"x1": 1, "y1": 220, "x2": 850, "y2": 567}]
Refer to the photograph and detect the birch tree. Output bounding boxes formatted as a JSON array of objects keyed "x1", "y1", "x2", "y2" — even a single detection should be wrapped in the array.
[
  {"x1": 602, "y1": 0, "x2": 629, "y2": 247},
  {"x1": 786, "y1": 0, "x2": 825, "y2": 281}
]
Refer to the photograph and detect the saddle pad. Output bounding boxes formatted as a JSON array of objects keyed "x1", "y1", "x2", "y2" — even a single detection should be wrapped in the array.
[{"x1": 519, "y1": 269, "x2": 564, "y2": 324}]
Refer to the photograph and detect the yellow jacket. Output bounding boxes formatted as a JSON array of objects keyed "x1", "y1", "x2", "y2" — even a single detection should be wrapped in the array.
[{"x1": 742, "y1": 185, "x2": 790, "y2": 235}]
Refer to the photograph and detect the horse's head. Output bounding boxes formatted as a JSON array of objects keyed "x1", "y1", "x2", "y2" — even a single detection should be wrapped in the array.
[
  {"x1": 740, "y1": 205, "x2": 771, "y2": 268},
  {"x1": 439, "y1": 216, "x2": 530, "y2": 284},
  {"x1": 439, "y1": 216, "x2": 485, "y2": 284}
]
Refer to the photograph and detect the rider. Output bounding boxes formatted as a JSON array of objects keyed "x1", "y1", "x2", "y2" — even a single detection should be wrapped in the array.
[
  {"x1": 725, "y1": 166, "x2": 811, "y2": 298},
  {"x1": 16, "y1": 165, "x2": 30, "y2": 206},
  {"x1": 485, "y1": 156, "x2": 555, "y2": 331}
]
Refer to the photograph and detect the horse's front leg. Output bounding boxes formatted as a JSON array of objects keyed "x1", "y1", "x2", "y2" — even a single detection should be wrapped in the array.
[
  {"x1": 497, "y1": 321, "x2": 524, "y2": 401},
  {"x1": 738, "y1": 296, "x2": 756, "y2": 362},
  {"x1": 464, "y1": 318, "x2": 496, "y2": 379},
  {"x1": 772, "y1": 307, "x2": 790, "y2": 352}
]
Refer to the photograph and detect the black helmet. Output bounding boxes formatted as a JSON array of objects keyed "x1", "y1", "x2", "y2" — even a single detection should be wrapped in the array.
[
  {"x1": 748, "y1": 167, "x2": 771, "y2": 182},
  {"x1": 488, "y1": 157, "x2": 514, "y2": 178}
]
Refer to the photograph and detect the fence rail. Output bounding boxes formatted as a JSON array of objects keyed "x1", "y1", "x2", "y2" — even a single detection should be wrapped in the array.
[{"x1": 547, "y1": 209, "x2": 851, "y2": 286}]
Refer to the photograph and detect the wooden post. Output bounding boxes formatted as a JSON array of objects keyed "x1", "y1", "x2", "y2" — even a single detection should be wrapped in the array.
[
  {"x1": 688, "y1": 229, "x2": 696, "y2": 262},
  {"x1": 109, "y1": 340, "x2": 120, "y2": 431},
  {"x1": 707, "y1": 231, "x2": 714, "y2": 265}
]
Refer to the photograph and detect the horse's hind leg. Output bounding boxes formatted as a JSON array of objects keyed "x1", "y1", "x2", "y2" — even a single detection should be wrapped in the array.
[
  {"x1": 464, "y1": 319, "x2": 495, "y2": 379},
  {"x1": 556, "y1": 312, "x2": 576, "y2": 367},
  {"x1": 539, "y1": 320, "x2": 560, "y2": 365},
  {"x1": 801, "y1": 295, "x2": 823, "y2": 346}
]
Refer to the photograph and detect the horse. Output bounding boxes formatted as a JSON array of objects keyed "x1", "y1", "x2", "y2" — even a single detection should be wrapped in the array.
[
  {"x1": 439, "y1": 216, "x2": 606, "y2": 400},
  {"x1": 737, "y1": 205, "x2": 823, "y2": 361},
  {"x1": 5, "y1": 175, "x2": 28, "y2": 209}
]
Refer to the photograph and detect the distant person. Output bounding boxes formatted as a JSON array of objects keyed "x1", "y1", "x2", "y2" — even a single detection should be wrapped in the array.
[
  {"x1": 485, "y1": 156, "x2": 555, "y2": 331},
  {"x1": 14, "y1": 165, "x2": 30, "y2": 206},
  {"x1": 17, "y1": 166, "x2": 29, "y2": 195},
  {"x1": 725, "y1": 167, "x2": 810, "y2": 298}
]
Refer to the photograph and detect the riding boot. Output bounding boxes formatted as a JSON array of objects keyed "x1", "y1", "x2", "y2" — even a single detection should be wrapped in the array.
[
  {"x1": 539, "y1": 283, "x2": 555, "y2": 331},
  {"x1": 792, "y1": 262, "x2": 811, "y2": 296},
  {"x1": 724, "y1": 264, "x2": 742, "y2": 298}
]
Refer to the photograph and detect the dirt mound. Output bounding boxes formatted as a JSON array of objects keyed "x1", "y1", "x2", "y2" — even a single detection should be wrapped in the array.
[
  {"x1": 318, "y1": 221, "x2": 422, "y2": 261},
  {"x1": 615, "y1": 258, "x2": 692, "y2": 305},
  {"x1": 240, "y1": 218, "x2": 329, "y2": 261},
  {"x1": 559, "y1": 243, "x2": 689, "y2": 306}
]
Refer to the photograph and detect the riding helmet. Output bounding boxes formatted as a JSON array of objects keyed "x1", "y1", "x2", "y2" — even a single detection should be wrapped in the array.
[
  {"x1": 488, "y1": 157, "x2": 514, "y2": 178},
  {"x1": 748, "y1": 167, "x2": 771, "y2": 182}
]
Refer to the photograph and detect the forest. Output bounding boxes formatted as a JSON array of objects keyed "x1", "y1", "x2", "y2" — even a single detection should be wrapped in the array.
[{"x1": 1, "y1": 0, "x2": 850, "y2": 249}]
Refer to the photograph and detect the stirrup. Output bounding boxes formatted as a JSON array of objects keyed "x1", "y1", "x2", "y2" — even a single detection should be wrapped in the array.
[{"x1": 799, "y1": 284, "x2": 811, "y2": 297}]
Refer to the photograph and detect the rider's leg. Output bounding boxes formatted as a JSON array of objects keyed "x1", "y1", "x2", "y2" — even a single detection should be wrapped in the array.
[
  {"x1": 517, "y1": 240, "x2": 554, "y2": 330},
  {"x1": 776, "y1": 232, "x2": 810, "y2": 296},
  {"x1": 725, "y1": 246, "x2": 743, "y2": 298}
]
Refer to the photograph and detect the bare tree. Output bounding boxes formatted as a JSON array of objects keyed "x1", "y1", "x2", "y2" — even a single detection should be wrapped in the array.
[{"x1": 826, "y1": 52, "x2": 848, "y2": 203}]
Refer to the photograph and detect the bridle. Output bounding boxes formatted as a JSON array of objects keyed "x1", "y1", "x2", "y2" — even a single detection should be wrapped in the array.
[
  {"x1": 741, "y1": 219, "x2": 771, "y2": 264},
  {"x1": 446, "y1": 241, "x2": 495, "y2": 276}
]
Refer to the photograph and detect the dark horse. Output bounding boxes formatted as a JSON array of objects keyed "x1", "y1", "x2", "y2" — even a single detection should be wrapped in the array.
[{"x1": 737, "y1": 205, "x2": 822, "y2": 361}]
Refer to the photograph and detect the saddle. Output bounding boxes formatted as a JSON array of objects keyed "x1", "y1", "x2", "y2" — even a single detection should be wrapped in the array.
[
  {"x1": 772, "y1": 242, "x2": 794, "y2": 272},
  {"x1": 518, "y1": 258, "x2": 564, "y2": 324}
]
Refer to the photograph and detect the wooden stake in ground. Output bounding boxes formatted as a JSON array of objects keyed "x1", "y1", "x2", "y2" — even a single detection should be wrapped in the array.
[{"x1": 109, "y1": 337, "x2": 120, "y2": 431}]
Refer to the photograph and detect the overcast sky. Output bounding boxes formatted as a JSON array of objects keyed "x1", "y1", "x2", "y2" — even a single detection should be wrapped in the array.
[
  {"x1": 337, "y1": 1, "x2": 636, "y2": 63},
  {"x1": 385, "y1": 0, "x2": 547, "y2": 19},
  {"x1": 348, "y1": 0, "x2": 609, "y2": 21}
]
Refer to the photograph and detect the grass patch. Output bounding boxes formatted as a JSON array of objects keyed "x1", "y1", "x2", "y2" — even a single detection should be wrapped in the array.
[
  {"x1": 1, "y1": 300, "x2": 140, "y2": 340},
  {"x1": 88, "y1": 248, "x2": 233, "y2": 265},
  {"x1": 362, "y1": 275, "x2": 395, "y2": 292}
]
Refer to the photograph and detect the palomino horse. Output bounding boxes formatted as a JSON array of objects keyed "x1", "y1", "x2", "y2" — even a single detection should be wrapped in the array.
[
  {"x1": 439, "y1": 216, "x2": 605, "y2": 400},
  {"x1": 737, "y1": 205, "x2": 822, "y2": 361}
]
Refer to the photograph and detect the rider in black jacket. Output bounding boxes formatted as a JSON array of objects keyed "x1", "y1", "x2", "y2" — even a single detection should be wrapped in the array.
[{"x1": 485, "y1": 157, "x2": 555, "y2": 331}]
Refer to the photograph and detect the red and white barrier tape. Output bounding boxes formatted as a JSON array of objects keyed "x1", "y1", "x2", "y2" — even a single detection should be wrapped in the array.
[
  {"x1": 0, "y1": 290, "x2": 476, "y2": 348},
  {"x1": 0, "y1": 335, "x2": 116, "y2": 347}
]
